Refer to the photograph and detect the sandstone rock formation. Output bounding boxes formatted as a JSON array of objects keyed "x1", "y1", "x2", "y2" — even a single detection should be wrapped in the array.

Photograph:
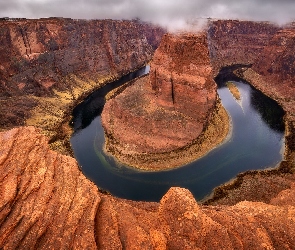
[
  {"x1": 1, "y1": 127, "x2": 295, "y2": 249},
  {"x1": 239, "y1": 28, "x2": 295, "y2": 163},
  {"x1": 208, "y1": 20, "x2": 279, "y2": 75},
  {"x1": 0, "y1": 18, "x2": 165, "y2": 154},
  {"x1": 101, "y1": 32, "x2": 230, "y2": 170}
]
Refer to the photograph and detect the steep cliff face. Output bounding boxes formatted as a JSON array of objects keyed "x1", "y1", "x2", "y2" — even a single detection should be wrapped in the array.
[
  {"x1": 1, "y1": 127, "x2": 295, "y2": 249},
  {"x1": 0, "y1": 18, "x2": 159, "y2": 97},
  {"x1": 149, "y1": 33, "x2": 216, "y2": 120},
  {"x1": 208, "y1": 20, "x2": 279, "y2": 76},
  {"x1": 0, "y1": 18, "x2": 164, "y2": 154},
  {"x1": 101, "y1": 33, "x2": 229, "y2": 170},
  {"x1": 239, "y1": 27, "x2": 295, "y2": 170}
]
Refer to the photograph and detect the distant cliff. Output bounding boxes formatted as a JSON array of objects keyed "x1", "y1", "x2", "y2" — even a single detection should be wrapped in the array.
[
  {"x1": 208, "y1": 20, "x2": 279, "y2": 75},
  {"x1": 0, "y1": 18, "x2": 165, "y2": 153}
]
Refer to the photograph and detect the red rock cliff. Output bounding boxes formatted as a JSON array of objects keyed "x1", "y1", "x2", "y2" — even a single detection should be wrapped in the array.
[
  {"x1": 0, "y1": 18, "x2": 162, "y2": 97},
  {"x1": 0, "y1": 18, "x2": 165, "y2": 154},
  {"x1": 101, "y1": 32, "x2": 228, "y2": 170},
  {"x1": 149, "y1": 33, "x2": 216, "y2": 120},
  {"x1": 205, "y1": 22, "x2": 295, "y2": 205},
  {"x1": 240, "y1": 26, "x2": 295, "y2": 167},
  {"x1": 0, "y1": 18, "x2": 164, "y2": 130},
  {"x1": 1, "y1": 127, "x2": 295, "y2": 249},
  {"x1": 208, "y1": 20, "x2": 279, "y2": 75}
]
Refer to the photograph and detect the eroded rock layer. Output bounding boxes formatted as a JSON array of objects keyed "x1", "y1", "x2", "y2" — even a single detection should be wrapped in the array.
[
  {"x1": 1, "y1": 127, "x2": 295, "y2": 249},
  {"x1": 240, "y1": 28, "x2": 295, "y2": 162},
  {"x1": 101, "y1": 33, "x2": 229, "y2": 170},
  {"x1": 0, "y1": 18, "x2": 165, "y2": 154},
  {"x1": 208, "y1": 20, "x2": 279, "y2": 75}
]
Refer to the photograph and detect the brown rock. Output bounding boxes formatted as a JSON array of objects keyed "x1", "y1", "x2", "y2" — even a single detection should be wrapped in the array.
[
  {"x1": 0, "y1": 17, "x2": 165, "y2": 154},
  {"x1": 101, "y1": 33, "x2": 228, "y2": 170},
  {"x1": 0, "y1": 126, "x2": 100, "y2": 249},
  {"x1": 208, "y1": 20, "x2": 280, "y2": 76},
  {"x1": 1, "y1": 127, "x2": 295, "y2": 249},
  {"x1": 241, "y1": 27, "x2": 295, "y2": 165}
]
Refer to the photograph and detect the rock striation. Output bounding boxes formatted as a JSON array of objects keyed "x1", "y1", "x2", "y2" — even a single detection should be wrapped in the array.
[
  {"x1": 0, "y1": 18, "x2": 165, "y2": 154},
  {"x1": 1, "y1": 127, "x2": 295, "y2": 249},
  {"x1": 208, "y1": 20, "x2": 279, "y2": 76},
  {"x1": 101, "y1": 33, "x2": 229, "y2": 170},
  {"x1": 242, "y1": 28, "x2": 295, "y2": 158}
]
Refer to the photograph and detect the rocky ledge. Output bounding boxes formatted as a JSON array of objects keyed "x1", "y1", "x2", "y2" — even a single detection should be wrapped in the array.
[
  {"x1": 1, "y1": 127, "x2": 295, "y2": 249},
  {"x1": 101, "y1": 33, "x2": 230, "y2": 170}
]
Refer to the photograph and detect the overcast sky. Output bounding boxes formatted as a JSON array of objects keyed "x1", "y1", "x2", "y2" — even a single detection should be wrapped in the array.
[{"x1": 1, "y1": 0, "x2": 295, "y2": 30}]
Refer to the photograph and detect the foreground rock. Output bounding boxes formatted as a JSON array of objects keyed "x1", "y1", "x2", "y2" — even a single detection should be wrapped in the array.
[
  {"x1": 0, "y1": 18, "x2": 165, "y2": 154},
  {"x1": 1, "y1": 127, "x2": 295, "y2": 249},
  {"x1": 102, "y1": 33, "x2": 229, "y2": 170}
]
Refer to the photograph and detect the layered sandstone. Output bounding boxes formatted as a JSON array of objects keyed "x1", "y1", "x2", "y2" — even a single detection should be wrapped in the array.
[
  {"x1": 0, "y1": 18, "x2": 165, "y2": 154},
  {"x1": 1, "y1": 127, "x2": 295, "y2": 249},
  {"x1": 241, "y1": 28, "x2": 295, "y2": 162},
  {"x1": 208, "y1": 20, "x2": 279, "y2": 76},
  {"x1": 101, "y1": 33, "x2": 229, "y2": 170}
]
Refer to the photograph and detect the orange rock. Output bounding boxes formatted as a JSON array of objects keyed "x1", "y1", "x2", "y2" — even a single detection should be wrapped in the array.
[
  {"x1": 101, "y1": 33, "x2": 218, "y2": 170},
  {"x1": 1, "y1": 127, "x2": 295, "y2": 249}
]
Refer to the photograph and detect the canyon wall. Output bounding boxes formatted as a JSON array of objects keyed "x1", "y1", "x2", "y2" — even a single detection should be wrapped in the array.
[
  {"x1": 1, "y1": 127, "x2": 295, "y2": 249},
  {"x1": 208, "y1": 20, "x2": 279, "y2": 75},
  {"x1": 240, "y1": 26, "x2": 295, "y2": 168},
  {"x1": 180, "y1": 20, "x2": 295, "y2": 206},
  {"x1": 0, "y1": 18, "x2": 165, "y2": 154}
]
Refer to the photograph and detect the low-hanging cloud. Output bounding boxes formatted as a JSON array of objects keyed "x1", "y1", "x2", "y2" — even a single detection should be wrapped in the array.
[{"x1": 0, "y1": 0, "x2": 295, "y2": 30}]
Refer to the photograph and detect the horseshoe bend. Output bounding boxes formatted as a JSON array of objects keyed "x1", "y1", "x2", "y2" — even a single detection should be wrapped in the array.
[{"x1": 2, "y1": 18, "x2": 295, "y2": 249}]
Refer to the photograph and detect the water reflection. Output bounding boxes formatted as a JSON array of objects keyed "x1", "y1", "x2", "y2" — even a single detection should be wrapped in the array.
[{"x1": 71, "y1": 73, "x2": 285, "y2": 202}]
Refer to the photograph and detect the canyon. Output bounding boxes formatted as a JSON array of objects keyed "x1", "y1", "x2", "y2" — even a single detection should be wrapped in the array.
[{"x1": 1, "y1": 18, "x2": 295, "y2": 248}]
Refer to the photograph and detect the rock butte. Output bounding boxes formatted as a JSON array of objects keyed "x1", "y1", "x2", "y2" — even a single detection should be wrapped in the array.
[
  {"x1": 2, "y1": 18, "x2": 295, "y2": 248},
  {"x1": 101, "y1": 32, "x2": 230, "y2": 170}
]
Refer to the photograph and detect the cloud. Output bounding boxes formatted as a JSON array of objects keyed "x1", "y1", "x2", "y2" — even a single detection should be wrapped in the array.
[{"x1": 0, "y1": 0, "x2": 294, "y2": 30}]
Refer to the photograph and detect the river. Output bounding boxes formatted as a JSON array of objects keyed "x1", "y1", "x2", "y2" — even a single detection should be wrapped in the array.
[{"x1": 70, "y1": 66, "x2": 285, "y2": 201}]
